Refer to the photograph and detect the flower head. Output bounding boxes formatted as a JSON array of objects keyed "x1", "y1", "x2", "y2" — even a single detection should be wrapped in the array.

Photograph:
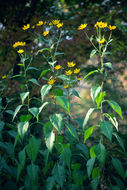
[
  {"x1": 64, "y1": 84, "x2": 69, "y2": 88},
  {"x1": 98, "y1": 38, "x2": 105, "y2": 44},
  {"x1": 94, "y1": 21, "x2": 107, "y2": 28},
  {"x1": 77, "y1": 77, "x2": 81, "y2": 81},
  {"x1": 2, "y1": 75, "x2": 6, "y2": 79},
  {"x1": 57, "y1": 23, "x2": 63, "y2": 28},
  {"x1": 43, "y1": 31, "x2": 49, "y2": 36},
  {"x1": 109, "y1": 25, "x2": 116, "y2": 30},
  {"x1": 36, "y1": 21, "x2": 43, "y2": 26},
  {"x1": 78, "y1": 24, "x2": 87, "y2": 30},
  {"x1": 22, "y1": 24, "x2": 30, "y2": 30},
  {"x1": 52, "y1": 20, "x2": 60, "y2": 25},
  {"x1": 13, "y1": 41, "x2": 26, "y2": 48},
  {"x1": 48, "y1": 78, "x2": 56, "y2": 85},
  {"x1": 54, "y1": 65, "x2": 62, "y2": 70},
  {"x1": 74, "y1": 68, "x2": 80, "y2": 74},
  {"x1": 65, "y1": 70, "x2": 72, "y2": 76},
  {"x1": 67, "y1": 61, "x2": 75, "y2": 67},
  {"x1": 49, "y1": 94, "x2": 55, "y2": 98},
  {"x1": 17, "y1": 49, "x2": 24, "y2": 54}
]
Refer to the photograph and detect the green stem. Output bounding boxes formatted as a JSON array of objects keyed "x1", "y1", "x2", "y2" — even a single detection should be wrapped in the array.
[{"x1": 100, "y1": 55, "x2": 104, "y2": 121}]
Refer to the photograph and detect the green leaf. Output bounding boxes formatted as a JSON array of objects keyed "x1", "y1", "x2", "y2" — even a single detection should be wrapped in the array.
[
  {"x1": 86, "y1": 157, "x2": 95, "y2": 178},
  {"x1": 91, "y1": 178, "x2": 99, "y2": 190},
  {"x1": 71, "y1": 89, "x2": 81, "y2": 98},
  {"x1": 83, "y1": 70, "x2": 99, "y2": 80},
  {"x1": 41, "y1": 84, "x2": 52, "y2": 102},
  {"x1": 52, "y1": 164, "x2": 65, "y2": 188},
  {"x1": 39, "y1": 102, "x2": 49, "y2": 113},
  {"x1": 84, "y1": 126, "x2": 95, "y2": 142},
  {"x1": 46, "y1": 177, "x2": 55, "y2": 190},
  {"x1": 65, "y1": 123, "x2": 79, "y2": 140},
  {"x1": 90, "y1": 146, "x2": 96, "y2": 158},
  {"x1": 40, "y1": 69, "x2": 49, "y2": 78},
  {"x1": 13, "y1": 105, "x2": 22, "y2": 120},
  {"x1": 56, "y1": 96, "x2": 70, "y2": 114},
  {"x1": 83, "y1": 108, "x2": 96, "y2": 129},
  {"x1": 18, "y1": 122, "x2": 29, "y2": 139},
  {"x1": 94, "y1": 143, "x2": 106, "y2": 166},
  {"x1": 91, "y1": 85, "x2": 101, "y2": 103},
  {"x1": 104, "y1": 62, "x2": 113, "y2": 70},
  {"x1": 106, "y1": 100, "x2": 123, "y2": 119},
  {"x1": 17, "y1": 148, "x2": 26, "y2": 181},
  {"x1": 28, "y1": 107, "x2": 39, "y2": 118},
  {"x1": 113, "y1": 133, "x2": 125, "y2": 152},
  {"x1": 20, "y1": 114, "x2": 32, "y2": 122},
  {"x1": 72, "y1": 170, "x2": 84, "y2": 186},
  {"x1": 100, "y1": 120, "x2": 113, "y2": 141},
  {"x1": 26, "y1": 66, "x2": 39, "y2": 71},
  {"x1": 20, "y1": 92, "x2": 29, "y2": 104},
  {"x1": 76, "y1": 143, "x2": 89, "y2": 159},
  {"x1": 92, "y1": 168, "x2": 100, "y2": 179},
  {"x1": 29, "y1": 78, "x2": 40, "y2": 86},
  {"x1": 27, "y1": 164, "x2": 39, "y2": 190},
  {"x1": 112, "y1": 158, "x2": 124, "y2": 178},
  {"x1": 50, "y1": 114, "x2": 63, "y2": 133},
  {"x1": 53, "y1": 89, "x2": 63, "y2": 96},
  {"x1": 57, "y1": 74, "x2": 70, "y2": 81},
  {"x1": 104, "y1": 113, "x2": 118, "y2": 131},
  {"x1": 26, "y1": 136, "x2": 41, "y2": 162},
  {"x1": 45, "y1": 130, "x2": 55, "y2": 152},
  {"x1": 90, "y1": 49, "x2": 97, "y2": 58},
  {"x1": 61, "y1": 147, "x2": 71, "y2": 170}
]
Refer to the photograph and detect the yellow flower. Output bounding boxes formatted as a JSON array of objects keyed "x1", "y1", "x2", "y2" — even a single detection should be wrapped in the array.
[
  {"x1": 22, "y1": 24, "x2": 30, "y2": 30},
  {"x1": 77, "y1": 77, "x2": 81, "y2": 81},
  {"x1": 64, "y1": 85, "x2": 69, "y2": 88},
  {"x1": 67, "y1": 61, "x2": 75, "y2": 67},
  {"x1": 65, "y1": 70, "x2": 72, "y2": 76},
  {"x1": 52, "y1": 20, "x2": 60, "y2": 25},
  {"x1": 109, "y1": 25, "x2": 116, "y2": 30},
  {"x1": 98, "y1": 38, "x2": 105, "y2": 44},
  {"x1": 43, "y1": 31, "x2": 49, "y2": 36},
  {"x1": 36, "y1": 21, "x2": 43, "y2": 26},
  {"x1": 32, "y1": 25, "x2": 35, "y2": 29},
  {"x1": 49, "y1": 94, "x2": 55, "y2": 98},
  {"x1": 2, "y1": 75, "x2": 6, "y2": 79},
  {"x1": 54, "y1": 65, "x2": 62, "y2": 70},
  {"x1": 94, "y1": 21, "x2": 107, "y2": 28},
  {"x1": 57, "y1": 23, "x2": 63, "y2": 28},
  {"x1": 13, "y1": 41, "x2": 26, "y2": 48},
  {"x1": 17, "y1": 49, "x2": 24, "y2": 54},
  {"x1": 78, "y1": 24, "x2": 87, "y2": 30},
  {"x1": 74, "y1": 68, "x2": 80, "y2": 74},
  {"x1": 49, "y1": 22, "x2": 53, "y2": 26},
  {"x1": 48, "y1": 78, "x2": 56, "y2": 85}
]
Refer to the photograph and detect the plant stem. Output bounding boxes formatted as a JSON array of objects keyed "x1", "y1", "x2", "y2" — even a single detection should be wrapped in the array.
[{"x1": 100, "y1": 55, "x2": 104, "y2": 121}]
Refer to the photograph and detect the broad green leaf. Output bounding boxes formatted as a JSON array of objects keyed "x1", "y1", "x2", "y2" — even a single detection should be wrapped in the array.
[
  {"x1": 46, "y1": 177, "x2": 55, "y2": 190},
  {"x1": 17, "y1": 148, "x2": 26, "y2": 181},
  {"x1": 29, "y1": 78, "x2": 40, "y2": 86},
  {"x1": 39, "y1": 102, "x2": 49, "y2": 113},
  {"x1": 86, "y1": 157, "x2": 95, "y2": 178},
  {"x1": 56, "y1": 96, "x2": 70, "y2": 114},
  {"x1": 50, "y1": 114, "x2": 63, "y2": 133},
  {"x1": 41, "y1": 84, "x2": 52, "y2": 102},
  {"x1": 40, "y1": 69, "x2": 49, "y2": 78},
  {"x1": 72, "y1": 170, "x2": 84, "y2": 186},
  {"x1": 54, "y1": 52, "x2": 64, "y2": 56},
  {"x1": 113, "y1": 133, "x2": 125, "y2": 152},
  {"x1": 109, "y1": 186, "x2": 120, "y2": 190},
  {"x1": 83, "y1": 70, "x2": 99, "y2": 80},
  {"x1": 53, "y1": 89, "x2": 63, "y2": 96},
  {"x1": 76, "y1": 143, "x2": 89, "y2": 159},
  {"x1": 94, "y1": 143, "x2": 106, "y2": 166},
  {"x1": 104, "y1": 113, "x2": 118, "y2": 131},
  {"x1": 112, "y1": 158, "x2": 124, "y2": 178},
  {"x1": 90, "y1": 49, "x2": 97, "y2": 58},
  {"x1": 26, "y1": 136, "x2": 41, "y2": 162},
  {"x1": 90, "y1": 85, "x2": 101, "y2": 103},
  {"x1": 61, "y1": 147, "x2": 71, "y2": 170},
  {"x1": 83, "y1": 108, "x2": 95, "y2": 129},
  {"x1": 45, "y1": 130, "x2": 55, "y2": 152},
  {"x1": 104, "y1": 62, "x2": 113, "y2": 70},
  {"x1": 90, "y1": 146, "x2": 96, "y2": 158},
  {"x1": 96, "y1": 91, "x2": 106, "y2": 107},
  {"x1": 20, "y1": 92, "x2": 29, "y2": 104},
  {"x1": 13, "y1": 105, "x2": 22, "y2": 120},
  {"x1": 5, "y1": 110, "x2": 14, "y2": 115},
  {"x1": 52, "y1": 164, "x2": 65, "y2": 188},
  {"x1": 107, "y1": 100, "x2": 123, "y2": 119},
  {"x1": 18, "y1": 122, "x2": 29, "y2": 139},
  {"x1": 20, "y1": 114, "x2": 32, "y2": 122},
  {"x1": 27, "y1": 164, "x2": 39, "y2": 190},
  {"x1": 84, "y1": 126, "x2": 95, "y2": 142},
  {"x1": 26, "y1": 66, "x2": 39, "y2": 71},
  {"x1": 100, "y1": 120, "x2": 113, "y2": 141},
  {"x1": 71, "y1": 89, "x2": 81, "y2": 98},
  {"x1": 28, "y1": 107, "x2": 39, "y2": 119},
  {"x1": 92, "y1": 168, "x2": 100, "y2": 179},
  {"x1": 65, "y1": 123, "x2": 79, "y2": 140}
]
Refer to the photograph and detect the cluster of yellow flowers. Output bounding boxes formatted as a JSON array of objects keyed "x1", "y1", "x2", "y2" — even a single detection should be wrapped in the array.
[
  {"x1": 13, "y1": 41, "x2": 26, "y2": 48},
  {"x1": 65, "y1": 61, "x2": 80, "y2": 76},
  {"x1": 94, "y1": 21, "x2": 107, "y2": 28},
  {"x1": 49, "y1": 19, "x2": 63, "y2": 28}
]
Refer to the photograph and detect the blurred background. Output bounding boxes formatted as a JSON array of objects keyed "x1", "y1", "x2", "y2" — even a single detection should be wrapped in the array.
[{"x1": 0, "y1": 0, "x2": 127, "y2": 133}]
